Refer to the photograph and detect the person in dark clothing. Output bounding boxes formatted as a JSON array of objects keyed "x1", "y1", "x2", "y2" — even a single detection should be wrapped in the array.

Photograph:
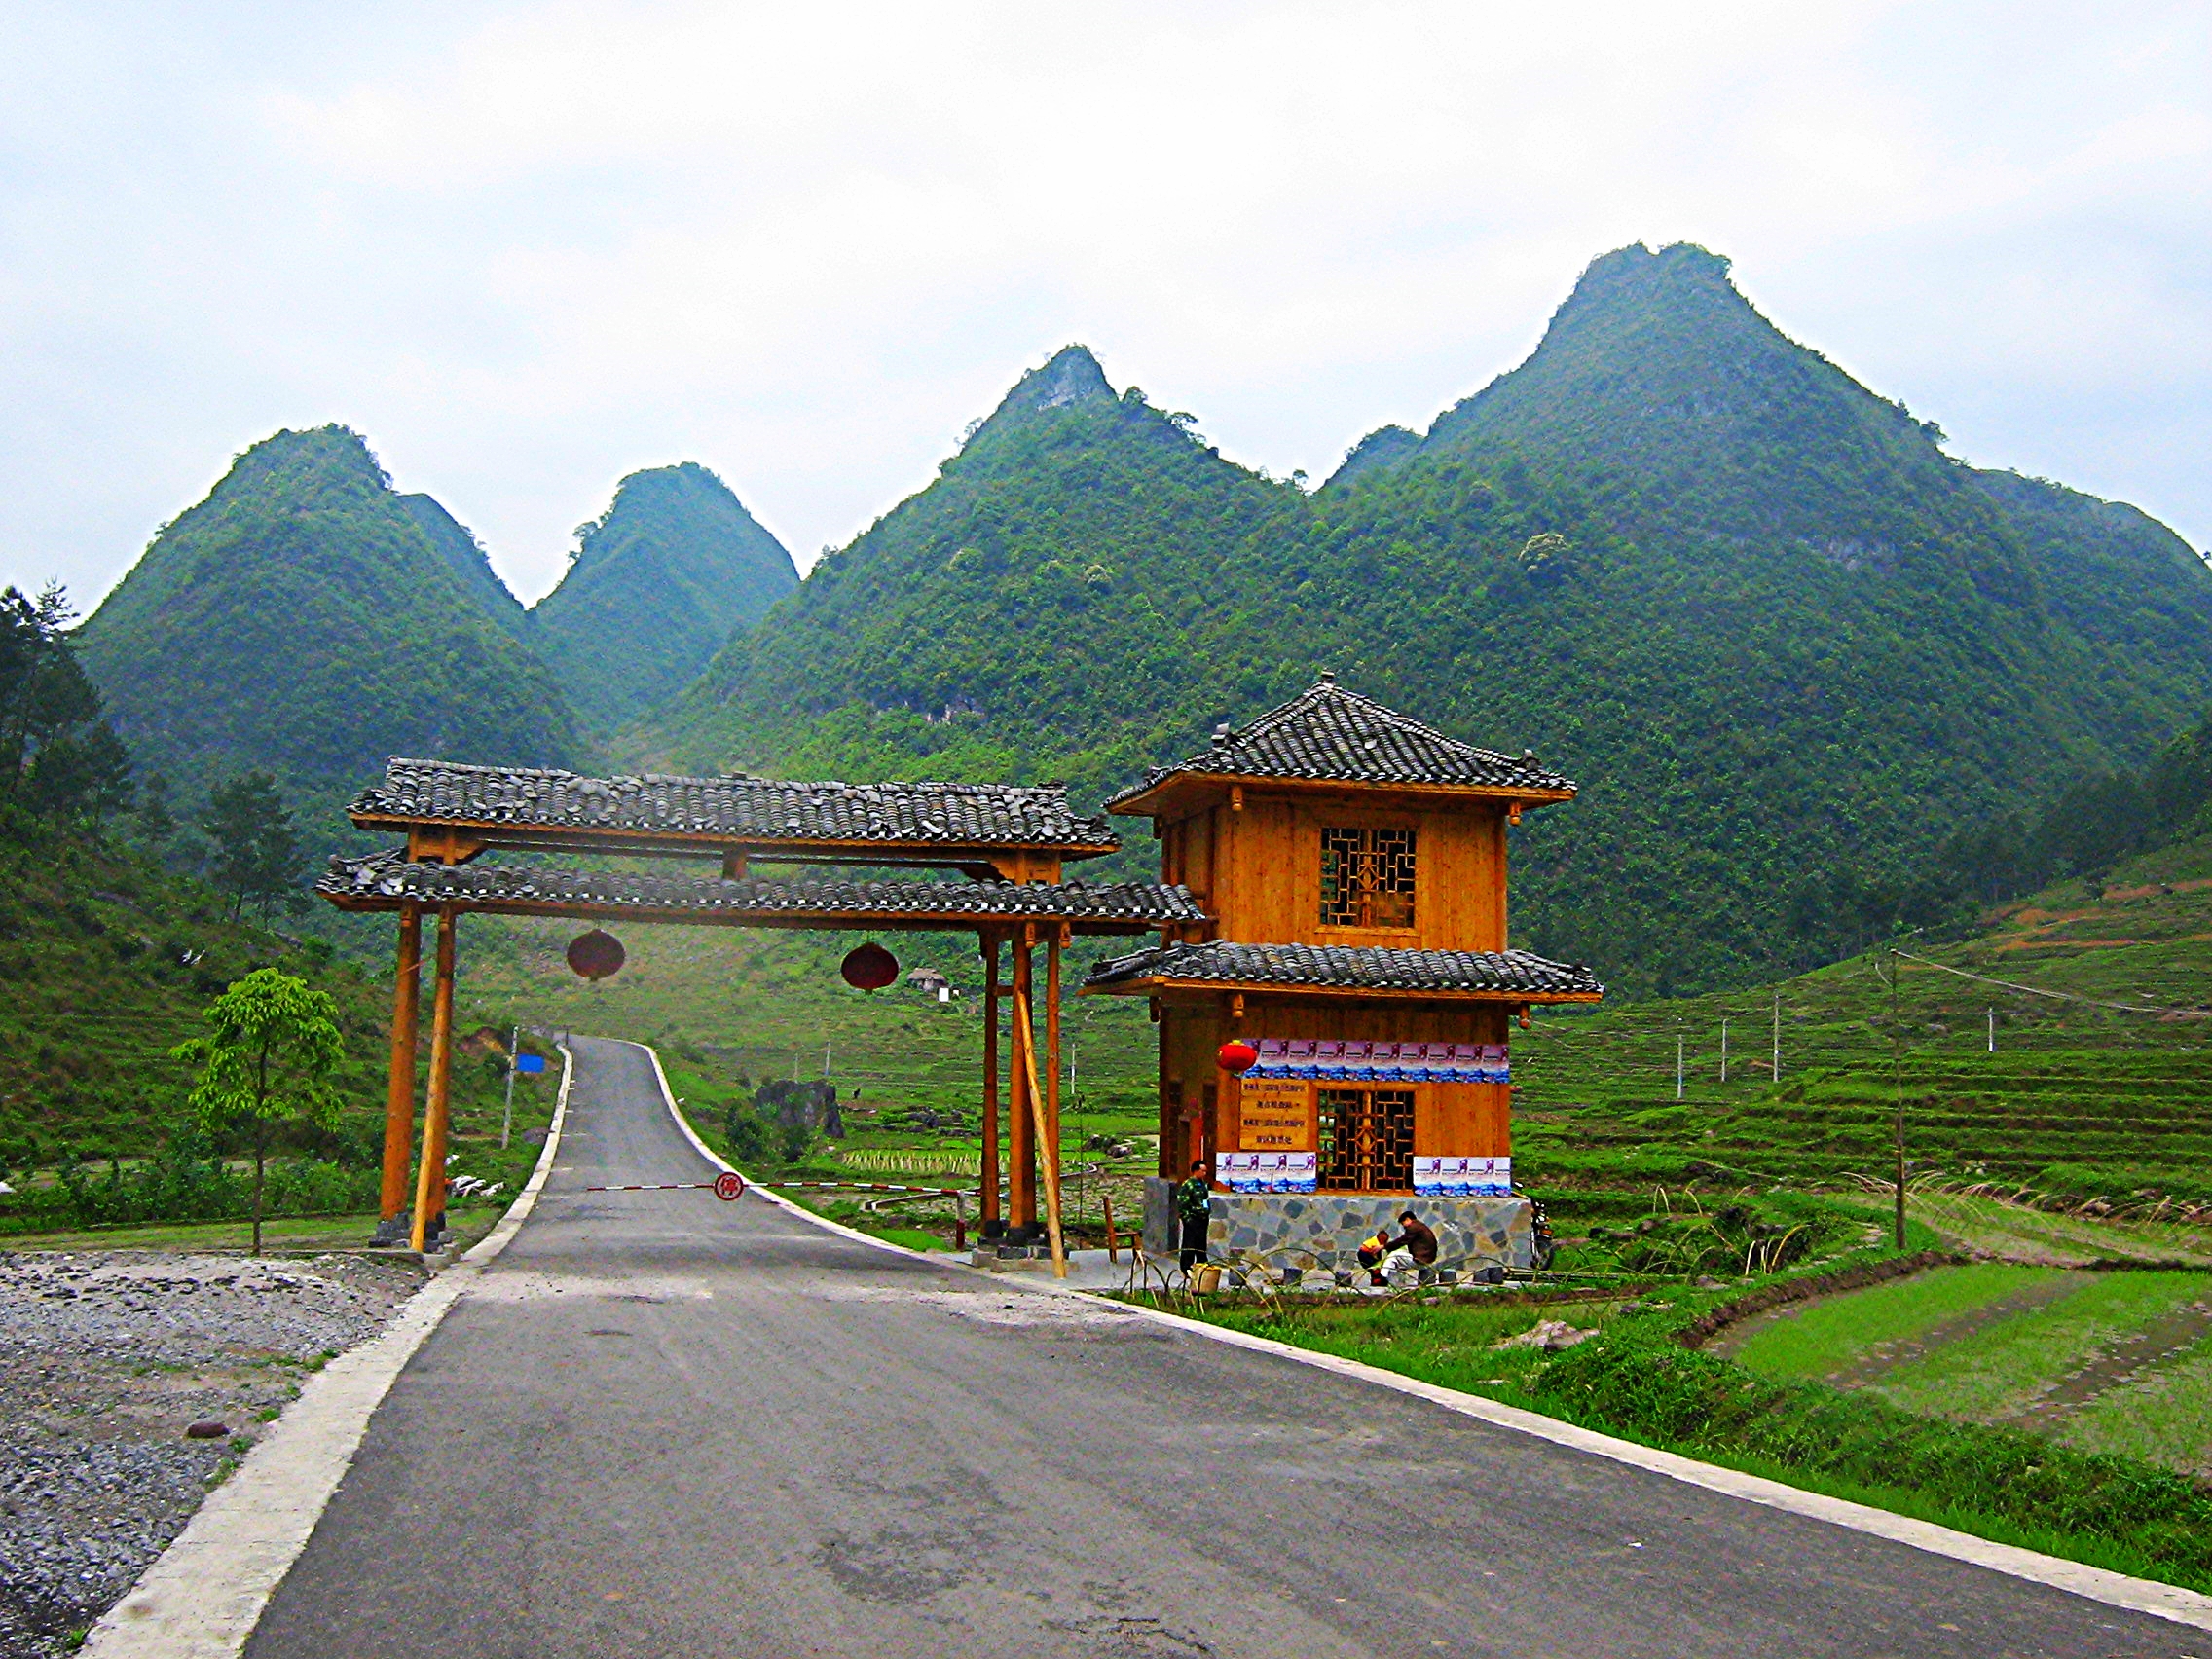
[
  {"x1": 1372, "y1": 1211, "x2": 1439, "y2": 1283},
  {"x1": 1391, "y1": 1212, "x2": 1440, "y2": 1264},
  {"x1": 1175, "y1": 1159, "x2": 1212, "y2": 1272}
]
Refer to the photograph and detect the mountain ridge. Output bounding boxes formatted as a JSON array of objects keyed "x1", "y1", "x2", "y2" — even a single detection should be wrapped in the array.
[
  {"x1": 652, "y1": 246, "x2": 2212, "y2": 994},
  {"x1": 78, "y1": 425, "x2": 584, "y2": 831},
  {"x1": 530, "y1": 461, "x2": 798, "y2": 734}
]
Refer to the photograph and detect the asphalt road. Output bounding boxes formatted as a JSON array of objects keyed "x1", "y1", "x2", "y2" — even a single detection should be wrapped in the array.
[{"x1": 246, "y1": 1037, "x2": 2196, "y2": 1658}]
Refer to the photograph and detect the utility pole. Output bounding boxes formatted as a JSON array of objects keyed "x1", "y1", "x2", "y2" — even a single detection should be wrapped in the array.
[
  {"x1": 1891, "y1": 950, "x2": 1906, "y2": 1250},
  {"x1": 1987, "y1": 1008, "x2": 1995, "y2": 1053},
  {"x1": 1772, "y1": 991, "x2": 1782, "y2": 1084},
  {"x1": 499, "y1": 1024, "x2": 520, "y2": 1151},
  {"x1": 1720, "y1": 1017, "x2": 1729, "y2": 1084},
  {"x1": 1676, "y1": 1031, "x2": 1684, "y2": 1100}
]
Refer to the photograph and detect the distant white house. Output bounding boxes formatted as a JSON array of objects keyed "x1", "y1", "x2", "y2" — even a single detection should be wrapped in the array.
[{"x1": 906, "y1": 965, "x2": 952, "y2": 1000}]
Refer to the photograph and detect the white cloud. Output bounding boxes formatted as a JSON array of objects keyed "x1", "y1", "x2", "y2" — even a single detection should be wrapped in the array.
[{"x1": 1, "y1": 0, "x2": 2205, "y2": 612}]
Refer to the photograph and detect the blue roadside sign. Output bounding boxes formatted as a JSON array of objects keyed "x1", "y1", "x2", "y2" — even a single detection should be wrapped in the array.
[{"x1": 514, "y1": 1053, "x2": 548, "y2": 1074}]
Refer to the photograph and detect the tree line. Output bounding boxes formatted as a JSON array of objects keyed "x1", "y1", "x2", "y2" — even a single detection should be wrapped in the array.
[
  {"x1": 2, "y1": 581, "x2": 310, "y2": 920},
  {"x1": 1786, "y1": 707, "x2": 2212, "y2": 964}
]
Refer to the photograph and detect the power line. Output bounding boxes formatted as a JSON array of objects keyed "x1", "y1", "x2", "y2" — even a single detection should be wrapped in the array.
[{"x1": 1893, "y1": 949, "x2": 2209, "y2": 1019}]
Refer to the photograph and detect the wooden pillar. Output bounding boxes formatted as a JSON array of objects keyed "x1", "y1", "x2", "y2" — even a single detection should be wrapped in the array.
[
  {"x1": 1045, "y1": 927, "x2": 1062, "y2": 1205},
  {"x1": 409, "y1": 905, "x2": 459, "y2": 1252},
  {"x1": 377, "y1": 903, "x2": 422, "y2": 1232},
  {"x1": 1008, "y1": 932, "x2": 1036, "y2": 1233},
  {"x1": 979, "y1": 932, "x2": 1001, "y2": 1232}
]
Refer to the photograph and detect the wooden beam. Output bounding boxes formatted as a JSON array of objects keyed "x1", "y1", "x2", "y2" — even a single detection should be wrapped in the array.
[
  {"x1": 979, "y1": 932, "x2": 1001, "y2": 1228},
  {"x1": 409, "y1": 905, "x2": 459, "y2": 1252},
  {"x1": 377, "y1": 903, "x2": 422, "y2": 1228},
  {"x1": 1013, "y1": 978, "x2": 1068, "y2": 1278},
  {"x1": 353, "y1": 814, "x2": 1118, "y2": 868},
  {"x1": 319, "y1": 891, "x2": 1171, "y2": 937}
]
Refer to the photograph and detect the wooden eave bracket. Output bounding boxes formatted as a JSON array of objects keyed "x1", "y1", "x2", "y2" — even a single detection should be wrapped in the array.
[
  {"x1": 1105, "y1": 774, "x2": 1576, "y2": 820},
  {"x1": 1082, "y1": 977, "x2": 1603, "y2": 1005}
]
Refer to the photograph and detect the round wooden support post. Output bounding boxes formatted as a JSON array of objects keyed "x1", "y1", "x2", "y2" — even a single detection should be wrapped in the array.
[
  {"x1": 409, "y1": 905, "x2": 459, "y2": 1253},
  {"x1": 1046, "y1": 929, "x2": 1062, "y2": 1168},
  {"x1": 979, "y1": 932, "x2": 1001, "y2": 1229},
  {"x1": 377, "y1": 903, "x2": 422, "y2": 1234},
  {"x1": 1008, "y1": 936, "x2": 1036, "y2": 1233}
]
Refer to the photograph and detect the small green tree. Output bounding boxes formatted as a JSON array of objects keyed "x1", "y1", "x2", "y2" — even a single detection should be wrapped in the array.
[{"x1": 171, "y1": 968, "x2": 344, "y2": 1253}]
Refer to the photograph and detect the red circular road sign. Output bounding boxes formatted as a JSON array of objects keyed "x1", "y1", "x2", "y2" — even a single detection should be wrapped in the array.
[{"x1": 713, "y1": 1170, "x2": 747, "y2": 1202}]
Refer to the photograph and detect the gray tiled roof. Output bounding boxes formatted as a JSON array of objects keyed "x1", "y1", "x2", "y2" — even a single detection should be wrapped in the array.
[
  {"x1": 318, "y1": 854, "x2": 1198, "y2": 932},
  {"x1": 1107, "y1": 677, "x2": 1573, "y2": 807},
  {"x1": 1083, "y1": 940, "x2": 1603, "y2": 998},
  {"x1": 353, "y1": 758, "x2": 1119, "y2": 851}
]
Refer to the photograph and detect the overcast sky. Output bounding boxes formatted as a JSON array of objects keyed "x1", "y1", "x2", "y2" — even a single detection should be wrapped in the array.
[{"x1": 4, "y1": 2, "x2": 2206, "y2": 610}]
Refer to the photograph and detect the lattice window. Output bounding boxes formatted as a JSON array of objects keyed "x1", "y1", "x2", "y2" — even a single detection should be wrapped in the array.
[
  {"x1": 1316, "y1": 1088, "x2": 1416, "y2": 1191},
  {"x1": 1319, "y1": 826, "x2": 1417, "y2": 929}
]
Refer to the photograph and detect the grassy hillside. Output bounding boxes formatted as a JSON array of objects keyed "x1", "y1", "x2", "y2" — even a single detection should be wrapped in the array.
[
  {"x1": 533, "y1": 461, "x2": 799, "y2": 734},
  {"x1": 1510, "y1": 828, "x2": 2212, "y2": 1199},
  {"x1": 77, "y1": 425, "x2": 583, "y2": 842},
  {"x1": 0, "y1": 808, "x2": 550, "y2": 1235},
  {"x1": 657, "y1": 246, "x2": 2212, "y2": 994}
]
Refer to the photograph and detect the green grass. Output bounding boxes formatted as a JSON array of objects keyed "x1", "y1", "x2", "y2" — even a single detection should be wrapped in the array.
[
  {"x1": 1872, "y1": 1272, "x2": 2212, "y2": 1419},
  {"x1": 1178, "y1": 1265, "x2": 2212, "y2": 1592},
  {"x1": 2064, "y1": 1337, "x2": 2212, "y2": 1474},
  {"x1": 0, "y1": 1212, "x2": 385, "y2": 1251},
  {"x1": 1729, "y1": 1264, "x2": 2060, "y2": 1382},
  {"x1": 861, "y1": 1226, "x2": 947, "y2": 1252}
]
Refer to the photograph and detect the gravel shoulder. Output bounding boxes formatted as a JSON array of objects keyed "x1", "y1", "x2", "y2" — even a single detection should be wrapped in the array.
[{"x1": 0, "y1": 1249, "x2": 425, "y2": 1658}]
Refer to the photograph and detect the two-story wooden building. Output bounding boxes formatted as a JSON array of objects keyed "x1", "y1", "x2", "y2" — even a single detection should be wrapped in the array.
[{"x1": 1084, "y1": 676, "x2": 1604, "y2": 1276}]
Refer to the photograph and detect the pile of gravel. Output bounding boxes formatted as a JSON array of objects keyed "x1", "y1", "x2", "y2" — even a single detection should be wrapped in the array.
[{"x1": 0, "y1": 1251, "x2": 424, "y2": 1657}]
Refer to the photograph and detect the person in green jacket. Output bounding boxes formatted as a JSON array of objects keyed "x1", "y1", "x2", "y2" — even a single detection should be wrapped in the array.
[{"x1": 1176, "y1": 1159, "x2": 1212, "y2": 1271}]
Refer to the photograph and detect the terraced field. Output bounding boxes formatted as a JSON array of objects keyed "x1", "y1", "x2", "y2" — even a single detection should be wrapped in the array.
[
  {"x1": 1720, "y1": 1263, "x2": 2212, "y2": 1478},
  {"x1": 1510, "y1": 833, "x2": 2212, "y2": 1199}
]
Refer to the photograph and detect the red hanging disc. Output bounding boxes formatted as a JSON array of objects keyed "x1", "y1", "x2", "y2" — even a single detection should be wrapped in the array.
[
  {"x1": 1217, "y1": 1039, "x2": 1260, "y2": 1074},
  {"x1": 840, "y1": 941, "x2": 898, "y2": 991},
  {"x1": 566, "y1": 929, "x2": 626, "y2": 982}
]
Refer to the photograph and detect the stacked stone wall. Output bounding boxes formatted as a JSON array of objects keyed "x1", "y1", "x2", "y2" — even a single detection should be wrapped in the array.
[{"x1": 1205, "y1": 1193, "x2": 1532, "y2": 1272}]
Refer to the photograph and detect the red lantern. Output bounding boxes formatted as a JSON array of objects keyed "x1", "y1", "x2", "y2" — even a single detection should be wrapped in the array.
[
  {"x1": 1217, "y1": 1039, "x2": 1260, "y2": 1074},
  {"x1": 840, "y1": 941, "x2": 898, "y2": 991},
  {"x1": 566, "y1": 929, "x2": 625, "y2": 982}
]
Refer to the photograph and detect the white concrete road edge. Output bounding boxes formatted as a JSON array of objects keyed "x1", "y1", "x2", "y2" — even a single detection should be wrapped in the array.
[
  {"x1": 77, "y1": 1045, "x2": 579, "y2": 1659},
  {"x1": 645, "y1": 1038, "x2": 2212, "y2": 1637}
]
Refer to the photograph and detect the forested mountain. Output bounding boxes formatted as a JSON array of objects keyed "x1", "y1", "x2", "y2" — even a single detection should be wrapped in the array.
[
  {"x1": 656, "y1": 246, "x2": 2212, "y2": 995},
  {"x1": 78, "y1": 425, "x2": 582, "y2": 837},
  {"x1": 531, "y1": 461, "x2": 798, "y2": 733},
  {"x1": 396, "y1": 491, "x2": 532, "y2": 643}
]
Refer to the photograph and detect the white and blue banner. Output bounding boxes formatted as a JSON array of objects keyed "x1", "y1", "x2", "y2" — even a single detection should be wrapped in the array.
[
  {"x1": 1216, "y1": 1151, "x2": 1319, "y2": 1194},
  {"x1": 1248, "y1": 1038, "x2": 1508, "y2": 1085},
  {"x1": 1413, "y1": 1156, "x2": 1512, "y2": 1197}
]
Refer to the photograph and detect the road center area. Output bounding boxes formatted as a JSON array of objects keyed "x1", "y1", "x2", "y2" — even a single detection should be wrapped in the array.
[{"x1": 241, "y1": 1038, "x2": 2196, "y2": 1658}]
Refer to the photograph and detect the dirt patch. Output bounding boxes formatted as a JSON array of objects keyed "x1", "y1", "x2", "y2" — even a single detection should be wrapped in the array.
[{"x1": 1998, "y1": 1294, "x2": 2212, "y2": 1427}]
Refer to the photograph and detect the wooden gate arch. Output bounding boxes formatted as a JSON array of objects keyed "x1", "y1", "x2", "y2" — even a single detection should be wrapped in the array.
[{"x1": 320, "y1": 758, "x2": 1208, "y2": 1273}]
